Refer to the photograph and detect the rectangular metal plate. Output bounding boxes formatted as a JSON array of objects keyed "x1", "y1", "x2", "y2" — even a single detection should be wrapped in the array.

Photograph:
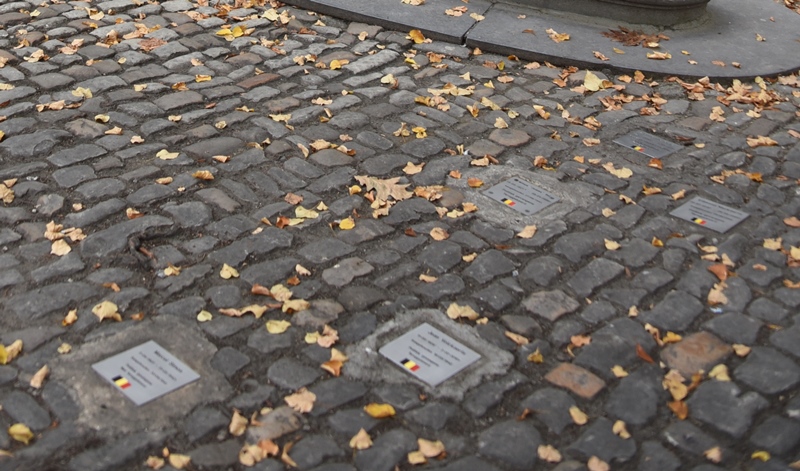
[
  {"x1": 670, "y1": 197, "x2": 749, "y2": 233},
  {"x1": 92, "y1": 340, "x2": 200, "y2": 406},
  {"x1": 482, "y1": 177, "x2": 559, "y2": 215},
  {"x1": 614, "y1": 130, "x2": 683, "y2": 159},
  {"x1": 379, "y1": 323, "x2": 480, "y2": 387}
]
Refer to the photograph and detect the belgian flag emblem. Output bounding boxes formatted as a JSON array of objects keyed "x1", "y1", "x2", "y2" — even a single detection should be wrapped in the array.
[
  {"x1": 692, "y1": 217, "x2": 706, "y2": 225},
  {"x1": 401, "y1": 358, "x2": 420, "y2": 372},
  {"x1": 501, "y1": 198, "x2": 516, "y2": 207},
  {"x1": 113, "y1": 375, "x2": 132, "y2": 389}
]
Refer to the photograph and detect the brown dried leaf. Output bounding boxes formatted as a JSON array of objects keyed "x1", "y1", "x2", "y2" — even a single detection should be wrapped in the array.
[
  {"x1": 285, "y1": 388, "x2": 316, "y2": 413},
  {"x1": 30, "y1": 365, "x2": 49, "y2": 389},
  {"x1": 229, "y1": 410, "x2": 248, "y2": 436}
]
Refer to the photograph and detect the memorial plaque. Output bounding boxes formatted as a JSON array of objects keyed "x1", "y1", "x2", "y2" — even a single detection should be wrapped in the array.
[
  {"x1": 614, "y1": 130, "x2": 683, "y2": 159},
  {"x1": 670, "y1": 197, "x2": 749, "y2": 233},
  {"x1": 379, "y1": 323, "x2": 481, "y2": 387},
  {"x1": 92, "y1": 340, "x2": 200, "y2": 406},
  {"x1": 483, "y1": 177, "x2": 559, "y2": 215}
]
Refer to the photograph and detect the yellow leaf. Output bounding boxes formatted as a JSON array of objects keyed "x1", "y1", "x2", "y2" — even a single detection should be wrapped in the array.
[
  {"x1": 446, "y1": 303, "x2": 479, "y2": 321},
  {"x1": 349, "y1": 429, "x2": 372, "y2": 450},
  {"x1": 494, "y1": 117, "x2": 509, "y2": 129},
  {"x1": 8, "y1": 424, "x2": 34, "y2": 445},
  {"x1": 266, "y1": 320, "x2": 291, "y2": 334},
  {"x1": 584, "y1": 71, "x2": 604, "y2": 92},
  {"x1": 505, "y1": 331, "x2": 529, "y2": 345},
  {"x1": 168, "y1": 454, "x2": 191, "y2": 469},
  {"x1": 330, "y1": 59, "x2": 347, "y2": 70},
  {"x1": 708, "y1": 364, "x2": 731, "y2": 381},
  {"x1": 0, "y1": 340, "x2": 21, "y2": 365},
  {"x1": 605, "y1": 239, "x2": 621, "y2": 250},
  {"x1": 569, "y1": 406, "x2": 588, "y2": 425},
  {"x1": 220, "y1": 264, "x2": 239, "y2": 279},
  {"x1": 527, "y1": 348, "x2": 544, "y2": 364},
  {"x1": 305, "y1": 332, "x2": 320, "y2": 344},
  {"x1": 611, "y1": 365, "x2": 628, "y2": 377},
  {"x1": 63, "y1": 309, "x2": 78, "y2": 326},
  {"x1": 338, "y1": 217, "x2": 355, "y2": 230},
  {"x1": 94, "y1": 114, "x2": 110, "y2": 123},
  {"x1": 195, "y1": 74, "x2": 212, "y2": 82},
  {"x1": 71, "y1": 87, "x2": 93, "y2": 98},
  {"x1": 364, "y1": 403, "x2": 396, "y2": 418},
  {"x1": 704, "y1": 446, "x2": 722, "y2": 463},
  {"x1": 282, "y1": 299, "x2": 310, "y2": 314},
  {"x1": 145, "y1": 456, "x2": 165, "y2": 469},
  {"x1": 602, "y1": 162, "x2": 633, "y2": 178},
  {"x1": 295, "y1": 206, "x2": 318, "y2": 219},
  {"x1": 546, "y1": 28, "x2": 570, "y2": 43},
  {"x1": 196, "y1": 310, "x2": 213, "y2": 322},
  {"x1": 587, "y1": 456, "x2": 610, "y2": 471},
  {"x1": 602, "y1": 208, "x2": 616, "y2": 218},
  {"x1": 751, "y1": 451, "x2": 770, "y2": 462},
  {"x1": 733, "y1": 344, "x2": 751, "y2": 357},
  {"x1": 763, "y1": 238, "x2": 782, "y2": 250},
  {"x1": 516, "y1": 225, "x2": 538, "y2": 239},
  {"x1": 57, "y1": 343, "x2": 72, "y2": 354},
  {"x1": 408, "y1": 450, "x2": 426, "y2": 465},
  {"x1": 408, "y1": 29, "x2": 426, "y2": 44},
  {"x1": 646, "y1": 51, "x2": 672, "y2": 60}
]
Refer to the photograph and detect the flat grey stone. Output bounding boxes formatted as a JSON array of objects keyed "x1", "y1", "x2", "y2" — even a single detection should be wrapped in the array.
[
  {"x1": 1, "y1": 391, "x2": 51, "y2": 431},
  {"x1": 687, "y1": 381, "x2": 767, "y2": 438},
  {"x1": 568, "y1": 417, "x2": 637, "y2": 463},
  {"x1": 568, "y1": 258, "x2": 625, "y2": 298},
  {"x1": 478, "y1": 420, "x2": 541, "y2": 469},
  {"x1": 734, "y1": 347, "x2": 800, "y2": 394},
  {"x1": 267, "y1": 357, "x2": 321, "y2": 390},
  {"x1": 640, "y1": 290, "x2": 704, "y2": 331},
  {"x1": 522, "y1": 290, "x2": 580, "y2": 321},
  {"x1": 353, "y1": 428, "x2": 416, "y2": 471}
]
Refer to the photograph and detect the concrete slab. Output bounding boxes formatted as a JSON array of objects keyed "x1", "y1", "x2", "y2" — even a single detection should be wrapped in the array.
[
  {"x1": 50, "y1": 316, "x2": 232, "y2": 435},
  {"x1": 288, "y1": 0, "x2": 800, "y2": 78},
  {"x1": 284, "y1": 0, "x2": 492, "y2": 43},
  {"x1": 344, "y1": 309, "x2": 514, "y2": 400},
  {"x1": 467, "y1": 0, "x2": 800, "y2": 79}
]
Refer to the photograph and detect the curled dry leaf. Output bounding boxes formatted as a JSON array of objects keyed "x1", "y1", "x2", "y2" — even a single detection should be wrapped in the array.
[
  {"x1": 92, "y1": 301, "x2": 122, "y2": 322},
  {"x1": 570, "y1": 334, "x2": 591, "y2": 347},
  {"x1": 704, "y1": 446, "x2": 722, "y2": 463},
  {"x1": 285, "y1": 388, "x2": 316, "y2": 413},
  {"x1": 145, "y1": 456, "x2": 165, "y2": 469},
  {"x1": 612, "y1": 420, "x2": 631, "y2": 439},
  {"x1": 364, "y1": 403, "x2": 396, "y2": 418},
  {"x1": 192, "y1": 170, "x2": 214, "y2": 180},
  {"x1": 282, "y1": 299, "x2": 310, "y2": 314},
  {"x1": 30, "y1": 365, "x2": 49, "y2": 389},
  {"x1": 611, "y1": 365, "x2": 628, "y2": 377},
  {"x1": 403, "y1": 162, "x2": 424, "y2": 175},
  {"x1": 316, "y1": 325, "x2": 339, "y2": 347},
  {"x1": 321, "y1": 359, "x2": 342, "y2": 376},
  {"x1": 220, "y1": 264, "x2": 239, "y2": 279},
  {"x1": 350, "y1": 428, "x2": 372, "y2": 450},
  {"x1": 408, "y1": 450, "x2": 427, "y2": 465},
  {"x1": 339, "y1": 217, "x2": 355, "y2": 230},
  {"x1": 446, "y1": 303, "x2": 479, "y2": 321},
  {"x1": 516, "y1": 225, "x2": 537, "y2": 239},
  {"x1": 707, "y1": 283, "x2": 728, "y2": 305},
  {"x1": 229, "y1": 410, "x2": 248, "y2": 437},
  {"x1": 418, "y1": 438, "x2": 445, "y2": 458},
  {"x1": 604, "y1": 239, "x2": 621, "y2": 250},
  {"x1": 0, "y1": 340, "x2": 22, "y2": 365},
  {"x1": 602, "y1": 162, "x2": 633, "y2": 178},
  {"x1": 419, "y1": 273, "x2": 438, "y2": 283},
  {"x1": 156, "y1": 149, "x2": 179, "y2": 160},
  {"x1": 708, "y1": 364, "x2": 731, "y2": 381},
  {"x1": 196, "y1": 310, "x2": 212, "y2": 322},
  {"x1": 50, "y1": 239, "x2": 71, "y2": 256},
  {"x1": 505, "y1": 331, "x2": 529, "y2": 346},
  {"x1": 63, "y1": 309, "x2": 78, "y2": 326},
  {"x1": 8, "y1": 424, "x2": 34, "y2": 445},
  {"x1": 587, "y1": 456, "x2": 610, "y2": 471},
  {"x1": 668, "y1": 400, "x2": 689, "y2": 419},
  {"x1": 167, "y1": 454, "x2": 191, "y2": 469},
  {"x1": 538, "y1": 444, "x2": 562, "y2": 463},
  {"x1": 733, "y1": 344, "x2": 751, "y2": 357},
  {"x1": 527, "y1": 348, "x2": 544, "y2": 363},
  {"x1": 57, "y1": 343, "x2": 72, "y2": 354},
  {"x1": 430, "y1": 227, "x2": 449, "y2": 241},
  {"x1": 467, "y1": 177, "x2": 484, "y2": 188},
  {"x1": 569, "y1": 406, "x2": 588, "y2": 425}
]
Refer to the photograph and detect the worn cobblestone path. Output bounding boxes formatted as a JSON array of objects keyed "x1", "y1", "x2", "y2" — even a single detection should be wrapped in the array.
[{"x1": 0, "y1": 1, "x2": 799, "y2": 470}]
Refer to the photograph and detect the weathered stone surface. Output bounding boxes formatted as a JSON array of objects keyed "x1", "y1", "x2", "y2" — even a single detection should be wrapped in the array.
[
  {"x1": 545, "y1": 363, "x2": 606, "y2": 399},
  {"x1": 661, "y1": 332, "x2": 732, "y2": 377},
  {"x1": 522, "y1": 290, "x2": 580, "y2": 321}
]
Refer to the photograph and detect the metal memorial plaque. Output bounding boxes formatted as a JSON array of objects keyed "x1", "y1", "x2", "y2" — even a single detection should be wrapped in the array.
[
  {"x1": 670, "y1": 197, "x2": 749, "y2": 233},
  {"x1": 614, "y1": 130, "x2": 683, "y2": 159},
  {"x1": 92, "y1": 340, "x2": 200, "y2": 406},
  {"x1": 379, "y1": 323, "x2": 481, "y2": 387},
  {"x1": 483, "y1": 177, "x2": 559, "y2": 215}
]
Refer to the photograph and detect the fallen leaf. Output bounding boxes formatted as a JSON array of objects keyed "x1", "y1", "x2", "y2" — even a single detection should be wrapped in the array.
[
  {"x1": 708, "y1": 283, "x2": 728, "y2": 305},
  {"x1": 704, "y1": 446, "x2": 722, "y2": 463},
  {"x1": 668, "y1": 400, "x2": 689, "y2": 419},
  {"x1": 708, "y1": 364, "x2": 731, "y2": 381},
  {"x1": 220, "y1": 264, "x2": 239, "y2": 279},
  {"x1": 612, "y1": 420, "x2": 631, "y2": 439},
  {"x1": 63, "y1": 309, "x2": 78, "y2": 326},
  {"x1": 516, "y1": 225, "x2": 537, "y2": 239},
  {"x1": 229, "y1": 410, "x2": 248, "y2": 437},
  {"x1": 569, "y1": 405, "x2": 588, "y2": 425},
  {"x1": 636, "y1": 344, "x2": 654, "y2": 363},
  {"x1": 283, "y1": 299, "x2": 310, "y2": 314},
  {"x1": 196, "y1": 310, "x2": 213, "y2": 322},
  {"x1": 349, "y1": 429, "x2": 372, "y2": 450},
  {"x1": 763, "y1": 238, "x2": 782, "y2": 250},
  {"x1": 751, "y1": 450, "x2": 770, "y2": 462},
  {"x1": 546, "y1": 28, "x2": 570, "y2": 43},
  {"x1": 505, "y1": 331, "x2": 529, "y2": 346},
  {"x1": 494, "y1": 117, "x2": 509, "y2": 129},
  {"x1": 784, "y1": 216, "x2": 800, "y2": 228},
  {"x1": 707, "y1": 264, "x2": 728, "y2": 281},
  {"x1": 266, "y1": 319, "x2": 291, "y2": 334},
  {"x1": 168, "y1": 454, "x2": 191, "y2": 469},
  {"x1": 527, "y1": 348, "x2": 544, "y2": 363},
  {"x1": 8, "y1": 424, "x2": 34, "y2": 445},
  {"x1": 192, "y1": 170, "x2": 214, "y2": 180},
  {"x1": 50, "y1": 239, "x2": 71, "y2": 256},
  {"x1": 145, "y1": 456, "x2": 165, "y2": 469},
  {"x1": 587, "y1": 456, "x2": 610, "y2": 471},
  {"x1": 285, "y1": 388, "x2": 316, "y2": 413},
  {"x1": 364, "y1": 403, "x2": 396, "y2": 418},
  {"x1": 321, "y1": 359, "x2": 343, "y2": 376},
  {"x1": 408, "y1": 29, "x2": 426, "y2": 44},
  {"x1": 30, "y1": 365, "x2": 49, "y2": 389},
  {"x1": 732, "y1": 344, "x2": 751, "y2": 357},
  {"x1": 403, "y1": 162, "x2": 424, "y2": 175},
  {"x1": 747, "y1": 135, "x2": 778, "y2": 148},
  {"x1": 92, "y1": 301, "x2": 122, "y2": 322},
  {"x1": 605, "y1": 239, "x2": 621, "y2": 250},
  {"x1": 570, "y1": 334, "x2": 591, "y2": 347},
  {"x1": 338, "y1": 217, "x2": 355, "y2": 230},
  {"x1": 537, "y1": 444, "x2": 562, "y2": 463},
  {"x1": 602, "y1": 162, "x2": 633, "y2": 178},
  {"x1": 430, "y1": 227, "x2": 449, "y2": 241},
  {"x1": 156, "y1": 149, "x2": 179, "y2": 160},
  {"x1": 611, "y1": 365, "x2": 628, "y2": 377},
  {"x1": 419, "y1": 274, "x2": 438, "y2": 283},
  {"x1": 602, "y1": 208, "x2": 616, "y2": 218},
  {"x1": 446, "y1": 303, "x2": 479, "y2": 321},
  {"x1": 467, "y1": 177, "x2": 484, "y2": 188},
  {"x1": 408, "y1": 450, "x2": 426, "y2": 465}
]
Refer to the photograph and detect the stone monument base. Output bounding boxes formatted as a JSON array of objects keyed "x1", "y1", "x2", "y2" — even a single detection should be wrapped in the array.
[{"x1": 504, "y1": 0, "x2": 710, "y2": 26}]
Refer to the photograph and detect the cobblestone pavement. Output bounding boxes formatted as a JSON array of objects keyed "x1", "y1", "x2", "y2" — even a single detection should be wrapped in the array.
[{"x1": 0, "y1": 1, "x2": 799, "y2": 470}]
